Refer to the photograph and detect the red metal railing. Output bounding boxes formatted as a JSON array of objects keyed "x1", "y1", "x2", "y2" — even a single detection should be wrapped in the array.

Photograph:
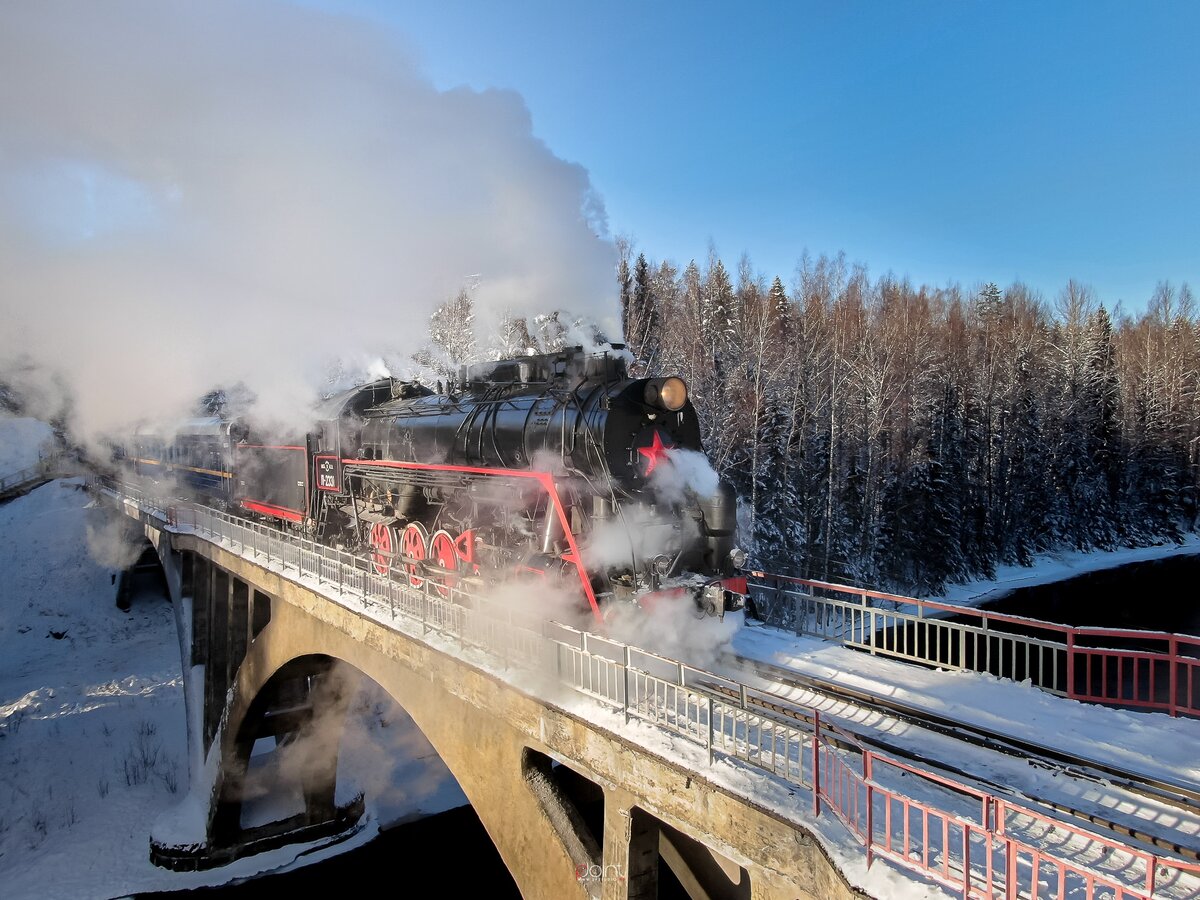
[
  {"x1": 751, "y1": 572, "x2": 1200, "y2": 718},
  {"x1": 812, "y1": 717, "x2": 1200, "y2": 899}
]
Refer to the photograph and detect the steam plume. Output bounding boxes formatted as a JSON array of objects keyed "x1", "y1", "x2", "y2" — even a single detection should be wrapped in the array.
[{"x1": 0, "y1": 0, "x2": 617, "y2": 437}]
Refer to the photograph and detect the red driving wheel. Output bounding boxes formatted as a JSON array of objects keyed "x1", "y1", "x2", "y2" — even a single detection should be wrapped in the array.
[
  {"x1": 401, "y1": 522, "x2": 429, "y2": 589},
  {"x1": 369, "y1": 521, "x2": 395, "y2": 577},
  {"x1": 428, "y1": 529, "x2": 459, "y2": 599}
]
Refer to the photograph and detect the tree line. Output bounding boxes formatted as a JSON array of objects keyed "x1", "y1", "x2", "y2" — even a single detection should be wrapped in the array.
[
  {"x1": 617, "y1": 247, "x2": 1199, "y2": 593},
  {"x1": 414, "y1": 249, "x2": 1198, "y2": 594}
]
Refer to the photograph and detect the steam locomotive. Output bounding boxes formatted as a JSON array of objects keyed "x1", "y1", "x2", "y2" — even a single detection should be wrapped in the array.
[{"x1": 120, "y1": 346, "x2": 748, "y2": 619}]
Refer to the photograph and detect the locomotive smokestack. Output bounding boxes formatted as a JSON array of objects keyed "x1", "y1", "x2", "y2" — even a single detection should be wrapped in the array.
[{"x1": 698, "y1": 481, "x2": 738, "y2": 573}]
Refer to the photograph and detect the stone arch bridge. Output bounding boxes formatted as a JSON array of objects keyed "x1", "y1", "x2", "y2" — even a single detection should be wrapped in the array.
[{"x1": 100, "y1": 485, "x2": 863, "y2": 900}]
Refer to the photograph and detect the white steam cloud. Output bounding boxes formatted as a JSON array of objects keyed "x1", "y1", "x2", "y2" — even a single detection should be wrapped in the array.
[
  {"x1": 605, "y1": 594, "x2": 744, "y2": 673},
  {"x1": 84, "y1": 506, "x2": 147, "y2": 571},
  {"x1": 649, "y1": 448, "x2": 721, "y2": 505},
  {"x1": 583, "y1": 509, "x2": 698, "y2": 570},
  {"x1": 0, "y1": 1, "x2": 617, "y2": 438}
]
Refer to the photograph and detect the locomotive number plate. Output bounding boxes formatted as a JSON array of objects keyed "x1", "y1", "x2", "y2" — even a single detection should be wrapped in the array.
[{"x1": 314, "y1": 454, "x2": 341, "y2": 492}]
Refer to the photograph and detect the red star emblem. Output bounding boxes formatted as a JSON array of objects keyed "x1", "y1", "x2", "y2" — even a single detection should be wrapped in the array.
[{"x1": 638, "y1": 431, "x2": 674, "y2": 476}]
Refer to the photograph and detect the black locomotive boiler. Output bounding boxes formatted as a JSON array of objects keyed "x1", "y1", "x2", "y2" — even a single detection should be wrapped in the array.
[{"x1": 123, "y1": 346, "x2": 748, "y2": 620}]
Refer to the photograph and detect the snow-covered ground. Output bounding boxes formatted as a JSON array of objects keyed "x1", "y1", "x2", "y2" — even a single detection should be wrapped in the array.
[
  {"x1": 0, "y1": 480, "x2": 190, "y2": 897},
  {"x1": 0, "y1": 414, "x2": 54, "y2": 475},
  {"x1": 933, "y1": 534, "x2": 1200, "y2": 608},
  {"x1": 0, "y1": 479, "x2": 466, "y2": 898}
]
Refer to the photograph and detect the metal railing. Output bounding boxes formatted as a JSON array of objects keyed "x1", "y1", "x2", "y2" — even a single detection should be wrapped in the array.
[
  {"x1": 97, "y1": 479, "x2": 1200, "y2": 899},
  {"x1": 0, "y1": 454, "x2": 66, "y2": 495},
  {"x1": 750, "y1": 573, "x2": 1200, "y2": 718},
  {"x1": 817, "y1": 724, "x2": 1194, "y2": 900}
]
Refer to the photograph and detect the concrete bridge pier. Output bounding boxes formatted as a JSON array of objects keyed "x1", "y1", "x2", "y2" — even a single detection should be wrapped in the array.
[
  {"x1": 128, "y1": 525, "x2": 366, "y2": 871},
  {"x1": 187, "y1": 582, "x2": 592, "y2": 895},
  {"x1": 600, "y1": 791, "x2": 661, "y2": 900},
  {"x1": 598, "y1": 786, "x2": 772, "y2": 900}
]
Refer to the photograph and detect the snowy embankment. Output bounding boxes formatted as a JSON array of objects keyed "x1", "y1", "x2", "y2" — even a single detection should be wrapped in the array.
[
  {"x1": 0, "y1": 476, "x2": 468, "y2": 898},
  {"x1": 0, "y1": 406, "x2": 472, "y2": 897},
  {"x1": 0, "y1": 414, "x2": 54, "y2": 475},
  {"x1": 0, "y1": 479, "x2": 188, "y2": 897},
  {"x1": 931, "y1": 534, "x2": 1200, "y2": 609}
]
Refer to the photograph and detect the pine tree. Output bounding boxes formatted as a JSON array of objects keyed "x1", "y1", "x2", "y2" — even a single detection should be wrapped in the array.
[
  {"x1": 611, "y1": 248, "x2": 1199, "y2": 596},
  {"x1": 627, "y1": 253, "x2": 659, "y2": 370}
]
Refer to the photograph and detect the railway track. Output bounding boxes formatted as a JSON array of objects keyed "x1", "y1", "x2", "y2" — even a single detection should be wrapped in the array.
[{"x1": 706, "y1": 650, "x2": 1200, "y2": 863}]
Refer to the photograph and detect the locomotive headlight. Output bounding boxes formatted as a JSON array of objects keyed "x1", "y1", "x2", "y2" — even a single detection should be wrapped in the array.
[
  {"x1": 728, "y1": 547, "x2": 748, "y2": 569},
  {"x1": 644, "y1": 376, "x2": 688, "y2": 411}
]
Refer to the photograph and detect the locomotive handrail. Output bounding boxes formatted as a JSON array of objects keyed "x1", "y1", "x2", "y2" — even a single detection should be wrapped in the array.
[{"x1": 94, "y1": 478, "x2": 1200, "y2": 898}]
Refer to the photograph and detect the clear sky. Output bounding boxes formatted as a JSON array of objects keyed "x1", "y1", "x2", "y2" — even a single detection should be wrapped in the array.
[{"x1": 313, "y1": 0, "x2": 1198, "y2": 312}]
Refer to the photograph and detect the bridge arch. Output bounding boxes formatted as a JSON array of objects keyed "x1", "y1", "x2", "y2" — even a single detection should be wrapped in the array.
[
  {"x1": 205, "y1": 596, "x2": 591, "y2": 897},
  {"x1": 116, "y1": 539, "x2": 171, "y2": 609}
]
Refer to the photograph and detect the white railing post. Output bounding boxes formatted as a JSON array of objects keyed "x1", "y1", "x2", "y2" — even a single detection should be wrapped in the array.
[
  {"x1": 707, "y1": 695, "x2": 715, "y2": 765},
  {"x1": 623, "y1": 645, "x2": 631, "y2": 723},
  {"x1": 812, "y1": 710, "x2": 821, "y2": 816}
]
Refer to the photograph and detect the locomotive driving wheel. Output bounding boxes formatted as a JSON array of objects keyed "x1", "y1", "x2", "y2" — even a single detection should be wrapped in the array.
[
  {"x1": 400, "y1": 522, "x2": 429, "y2": 589},
  {"x1": 368, "y1": 521, "x2": 397, "y2": 577},
  {"x1": 428, "y1": 529, "x2": 461, "y2": 600}
]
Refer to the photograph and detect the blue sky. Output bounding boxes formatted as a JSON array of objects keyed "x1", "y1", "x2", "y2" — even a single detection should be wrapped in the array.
[{"x1": 315, "y1": 0, "x2": 1198, "y2": 312}]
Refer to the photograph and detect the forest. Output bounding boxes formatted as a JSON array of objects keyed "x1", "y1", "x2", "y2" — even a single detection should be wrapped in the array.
[{"x1": 421, "y1": 248, "x2": 1200, "y2": 594}]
